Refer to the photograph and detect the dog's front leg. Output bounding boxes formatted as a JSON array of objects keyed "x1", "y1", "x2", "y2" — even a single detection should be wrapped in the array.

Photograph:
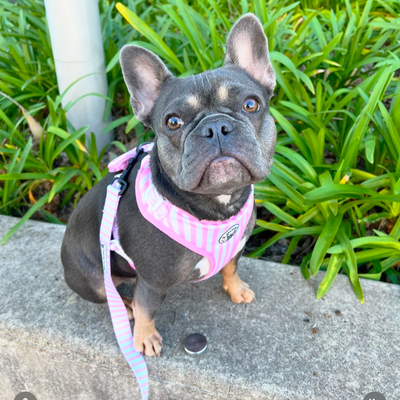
[
  {"x1": 132, "y1": 276, "x2": 166, "y2": 357},
  {"x1": 220, "y1": 254, "x2": 255, "y2": 304}
]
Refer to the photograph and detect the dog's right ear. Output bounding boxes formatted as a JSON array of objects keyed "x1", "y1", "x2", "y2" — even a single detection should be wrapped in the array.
[{"x1": 120, "y1": 45, "x2": 172, "y2": 126}]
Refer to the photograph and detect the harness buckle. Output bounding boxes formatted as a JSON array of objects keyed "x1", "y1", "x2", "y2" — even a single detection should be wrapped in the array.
[
  {"x1": 115, "y1": 178, "x2": 128, "y2": 195},
  {"x1": 112, "y1": 143, "x2": 150, "y2": 195}
]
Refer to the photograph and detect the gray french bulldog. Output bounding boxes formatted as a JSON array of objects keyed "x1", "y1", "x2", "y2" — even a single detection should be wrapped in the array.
[{"x1": 61, "y1": 13, "x2": 276, "y2": 356}]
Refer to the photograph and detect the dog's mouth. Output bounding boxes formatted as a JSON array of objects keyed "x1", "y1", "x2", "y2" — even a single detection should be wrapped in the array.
[
  {"x1": 193, "y1": 155, "x2": 252, "y2": 194},
  {"x1": 177, "y1": 117, "x2": 274, "y2": 194}
]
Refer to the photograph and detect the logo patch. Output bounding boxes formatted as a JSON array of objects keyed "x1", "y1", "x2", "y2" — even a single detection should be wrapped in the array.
[{"x1": 219, "y1": 224, "x2": 239, "y2": 244}]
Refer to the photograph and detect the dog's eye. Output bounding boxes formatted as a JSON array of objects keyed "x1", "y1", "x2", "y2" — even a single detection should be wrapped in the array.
[
  {"x1": 242, "y1": 98, "x2": 260, "y2": 113},
  {"x1": 166, "y1": 115, "x2": 183, "y2": 130}
]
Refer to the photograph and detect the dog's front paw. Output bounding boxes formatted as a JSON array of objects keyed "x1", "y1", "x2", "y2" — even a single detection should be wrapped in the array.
[
  {"x1": 223, "y1": 275, "x2": 255, "y2": 304},
  {"x1": 133, "y1": 327, "x2": 163, "y2": 357}
]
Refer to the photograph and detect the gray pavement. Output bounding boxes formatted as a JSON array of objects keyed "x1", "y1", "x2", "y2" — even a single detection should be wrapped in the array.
[{"x1": 0, "y1": 215, "x2": 398, "y2": 400}]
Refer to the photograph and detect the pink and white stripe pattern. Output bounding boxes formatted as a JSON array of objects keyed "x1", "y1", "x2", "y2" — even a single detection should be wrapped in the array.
[
  {"x1": 135, "y1": 155, "x2": 254, "y2": 281},
  {"x1": 100, "y1": 183, "x2": 149, "y2": 400}
]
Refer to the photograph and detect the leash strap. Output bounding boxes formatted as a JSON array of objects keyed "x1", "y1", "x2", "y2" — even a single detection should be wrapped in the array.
[{"x1": 99, "y1": 153, "x2": 149, "y2": 399}]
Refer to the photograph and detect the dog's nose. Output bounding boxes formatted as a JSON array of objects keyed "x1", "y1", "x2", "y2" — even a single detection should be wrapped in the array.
[{"x1": 201, "y1": 120, "x2": 233, "y2": 139}]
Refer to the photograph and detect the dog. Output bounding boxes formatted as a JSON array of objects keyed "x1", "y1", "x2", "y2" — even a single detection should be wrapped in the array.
[{"x1": 61, "y1": 13, "x2": 276, "y2": 357}]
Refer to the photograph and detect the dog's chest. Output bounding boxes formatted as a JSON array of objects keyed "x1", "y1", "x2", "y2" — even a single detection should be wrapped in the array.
[{"x1": 134, "y1": 155, "x2": 254, "y2": 281}]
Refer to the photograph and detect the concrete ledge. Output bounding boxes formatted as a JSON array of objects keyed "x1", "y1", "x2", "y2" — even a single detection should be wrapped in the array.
[{"x1": 0, "y1": 215, "x2": 399, "y2": 399}]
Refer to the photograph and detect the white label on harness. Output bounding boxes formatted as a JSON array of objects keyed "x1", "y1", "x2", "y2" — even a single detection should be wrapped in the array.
[
  {"x1": 100, "y1": 242, "x2": 109, "y2": 274},
  {"x1": 219, "y1": 224, "x2": 239, "y2": 244}
]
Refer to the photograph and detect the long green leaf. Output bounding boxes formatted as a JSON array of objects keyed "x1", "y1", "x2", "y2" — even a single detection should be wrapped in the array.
[{"x1": 310, "y1": 213, "x2": 343, "y2": 276}]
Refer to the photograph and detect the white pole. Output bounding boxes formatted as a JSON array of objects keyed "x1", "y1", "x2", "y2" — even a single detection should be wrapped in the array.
[{"x1": 44, "y1": 0, "x2": 112, "y2": 152}]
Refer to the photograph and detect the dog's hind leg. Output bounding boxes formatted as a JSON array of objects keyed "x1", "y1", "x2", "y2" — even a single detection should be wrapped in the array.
[{"x1": 112, "y1": 274, "x2": 137, "y2": 321}]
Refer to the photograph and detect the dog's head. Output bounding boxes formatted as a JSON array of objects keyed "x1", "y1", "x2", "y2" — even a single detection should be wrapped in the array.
[{"x1": 120, "y1": 13, "x2": 276, "y2": 196}]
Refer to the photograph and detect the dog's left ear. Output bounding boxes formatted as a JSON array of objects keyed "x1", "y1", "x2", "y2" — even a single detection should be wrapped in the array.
[{"x1": 225, "y1": 13, "x2": 276, "y2": 90}]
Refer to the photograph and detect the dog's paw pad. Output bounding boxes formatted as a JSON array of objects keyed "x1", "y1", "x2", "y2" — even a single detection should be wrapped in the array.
[{"x1": 134, "y1": 331, "x2": 163, "y2": 357}]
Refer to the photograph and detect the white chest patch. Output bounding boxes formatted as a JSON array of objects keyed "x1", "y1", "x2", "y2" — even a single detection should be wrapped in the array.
[
  {"x1": 193, "y1": 236, "x2": 247, "y2": 278},
  {"x1": 216, "y1": 195, "x2": 231, "y2": 205},
  {"x1": 194, "y1": 257, "x2": 210, "y2": 278}
]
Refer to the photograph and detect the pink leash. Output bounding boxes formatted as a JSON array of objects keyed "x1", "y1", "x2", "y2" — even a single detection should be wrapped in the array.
[{"x1": 99, "y1": 145, "x2": 151, "y2": 399}]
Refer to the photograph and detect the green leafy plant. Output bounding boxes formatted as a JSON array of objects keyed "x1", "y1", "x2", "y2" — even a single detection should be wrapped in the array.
[
  {"x1": 116, "y1": 0, "x2": 400, "y2": 302},
  {"x1": 0, "y1": 0, "x2": 57, "y2": 110},
  {"x1": 1, "y1": 0, "x2": 399, "y2": 302},
  {"x1": 0, "y1": 0, "x2": 144, "y2": 243},
  {"x1": 0, "y1": 88, "x2": 127, "y2": 244},
  {"x1": 247, "y1": 1, "x2": 400, "y2": 303}
]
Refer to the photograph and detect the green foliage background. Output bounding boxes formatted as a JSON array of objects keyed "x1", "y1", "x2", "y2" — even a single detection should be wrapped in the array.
[{"x1": 1, "y1": 0, "x2": 400, "y2": 302}]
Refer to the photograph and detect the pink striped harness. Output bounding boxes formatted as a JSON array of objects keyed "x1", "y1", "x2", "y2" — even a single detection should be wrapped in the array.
[{"x1": 100, "y1": 143, "x2": 254, "y2": 399}]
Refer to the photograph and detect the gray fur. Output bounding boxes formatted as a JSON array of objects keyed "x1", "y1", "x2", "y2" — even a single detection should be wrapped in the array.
[
  {"x1": 61, "y1": 14, "x2": 276, "y2": 337},
  {"x1": 152, "y1": 66, "x2": 276, "y2": 195}
]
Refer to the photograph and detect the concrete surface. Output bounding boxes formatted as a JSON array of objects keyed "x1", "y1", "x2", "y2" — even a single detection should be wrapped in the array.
[{"x1": 0, "y1": 215, "x2": 399, "y2": 400}]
